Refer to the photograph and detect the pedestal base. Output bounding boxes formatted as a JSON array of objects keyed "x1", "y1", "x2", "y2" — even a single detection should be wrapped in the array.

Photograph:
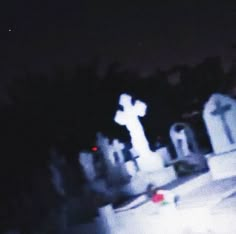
[{"x1": 207, "y1": 150, "x2": 236, "y2": 180}]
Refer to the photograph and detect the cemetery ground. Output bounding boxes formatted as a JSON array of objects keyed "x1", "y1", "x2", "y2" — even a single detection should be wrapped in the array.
[{"x1": 69, "y1": 173, "x2": 236, "y2": 234}]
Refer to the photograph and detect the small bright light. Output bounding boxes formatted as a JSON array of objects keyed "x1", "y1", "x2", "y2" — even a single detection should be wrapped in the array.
[
  {"x1": 91, "y1": 146, "x2": 98, "y2": 152},
  {"x1": 8, "y1": 28, "x2": 12, "y2": 32}
]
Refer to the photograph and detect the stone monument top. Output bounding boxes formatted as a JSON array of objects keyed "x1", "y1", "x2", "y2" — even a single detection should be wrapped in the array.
[{"x1": 203, "y1": 93, "x2": 236, "y2": 154}]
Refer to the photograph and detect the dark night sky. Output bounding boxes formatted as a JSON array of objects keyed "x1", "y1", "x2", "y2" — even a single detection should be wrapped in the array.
[{"x1": 0, "y1": 0, "x2": 235, "y2": 78}]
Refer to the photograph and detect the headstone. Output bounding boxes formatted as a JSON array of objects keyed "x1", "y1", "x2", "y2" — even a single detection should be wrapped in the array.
[
  {"x1": 203, "y1": 93, "x2": 236, "y2": 179},
  {"x1": 49, "y1": 148, "x2": 66, "y2": 196},
  {"x1": 112, "y1": 139, "x2": 125, "y2": 163},
  {"x1": 170, "y1": 123, "x2": 196, "y2": 159},
  {"x1": 114, "y1": 93, "x2": 164, "y2": 171},
  {"x1": 203, "y1": 93, "x2": 236, "y2": 154},
  {"x1": 114, "y1": 93, "x2": 176, "y2": 190},
  {"x1": 96, "y1": 133, "x2": 129, "y2": 184},
  {"x1": 96, "y1": 133, "x2": 123, "y2": 167},
  {"x1": 98, "y1": 204, "x2": 116, "y2": 234},
  {"x1": 79, "y1": 151, "x2": 96, "y2": 182},
  {"x1": 170, "y1": 122, "x2": 207, "y2": 170}
]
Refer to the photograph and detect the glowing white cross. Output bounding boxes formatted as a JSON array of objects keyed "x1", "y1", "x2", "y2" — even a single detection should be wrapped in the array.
[{"x1": 114, "y1": 93, "x2": 164, "y2": 171}]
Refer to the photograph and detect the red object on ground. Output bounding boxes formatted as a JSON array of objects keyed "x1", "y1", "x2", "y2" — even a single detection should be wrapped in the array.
[
  {"x1": 151, "y1": 193, "x2": 164, "y2": 203},
  {"x1": 91, "y1": 146, "x2": 98, "y2": 152}
]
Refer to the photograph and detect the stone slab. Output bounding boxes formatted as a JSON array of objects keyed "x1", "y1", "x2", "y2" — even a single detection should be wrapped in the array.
[
  {"x1": 207, "y1": 150, "x2": 236, "y2": 180},
  {"x1": 172, "y1": 172, "x2": 211, "y2": 196},
  {"x1": 177, "y1": 176, "x2": 236, "y2": 209},
  {"x1": 121, "y1": 166, "x2": 177, "y2": 196}
]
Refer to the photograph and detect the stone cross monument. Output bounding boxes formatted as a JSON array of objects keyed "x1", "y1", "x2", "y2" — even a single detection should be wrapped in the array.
[{"x1": 114, "y1": 93, "x2": 164, "y2": 171}]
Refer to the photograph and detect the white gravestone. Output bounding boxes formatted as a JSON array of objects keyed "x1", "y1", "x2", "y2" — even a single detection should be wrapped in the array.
[
  {"x1": 96, "y1": 133, "x2": 116, "y2": 167},
  {"x1": 111, "y1": 139, "x2": 130, "y2": 180},
  {"x1": 112, "y1": 139, "x2": 125, "y2": 163},
  {"x1": 96, "y1": 133, "x2": 129, "y2": 183},
  {"x1": 203, "y1": 93, "x2": 236, "y2": 154},
  {"x1": 79, "y1": 151, "x2": 96, "y2": 182},
  {"x1": 114, "y1": 93, "x2": 164, "y2": 172},
  {"x1": 203, "y1": 93, "x2": 236, "y2": 179},
  {"x1": 96, "y1": 133, "x2": 126, "y2": 166},
  {"x1": 98, "y1": 204, "x2": 116, "y2": 234},
  {"x1": 114, "y1": 94, "x2": 176, "y2": 191}
]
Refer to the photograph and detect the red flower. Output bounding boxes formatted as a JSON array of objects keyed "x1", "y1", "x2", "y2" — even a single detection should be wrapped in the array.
[{"x1": 151, "y1": 193, "x2": 164, "y2": 203}]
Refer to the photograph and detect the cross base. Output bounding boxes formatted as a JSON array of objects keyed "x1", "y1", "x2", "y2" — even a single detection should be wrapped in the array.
[{"x1": 136, "y1": 153, "x2": 164, "y2": 172}]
